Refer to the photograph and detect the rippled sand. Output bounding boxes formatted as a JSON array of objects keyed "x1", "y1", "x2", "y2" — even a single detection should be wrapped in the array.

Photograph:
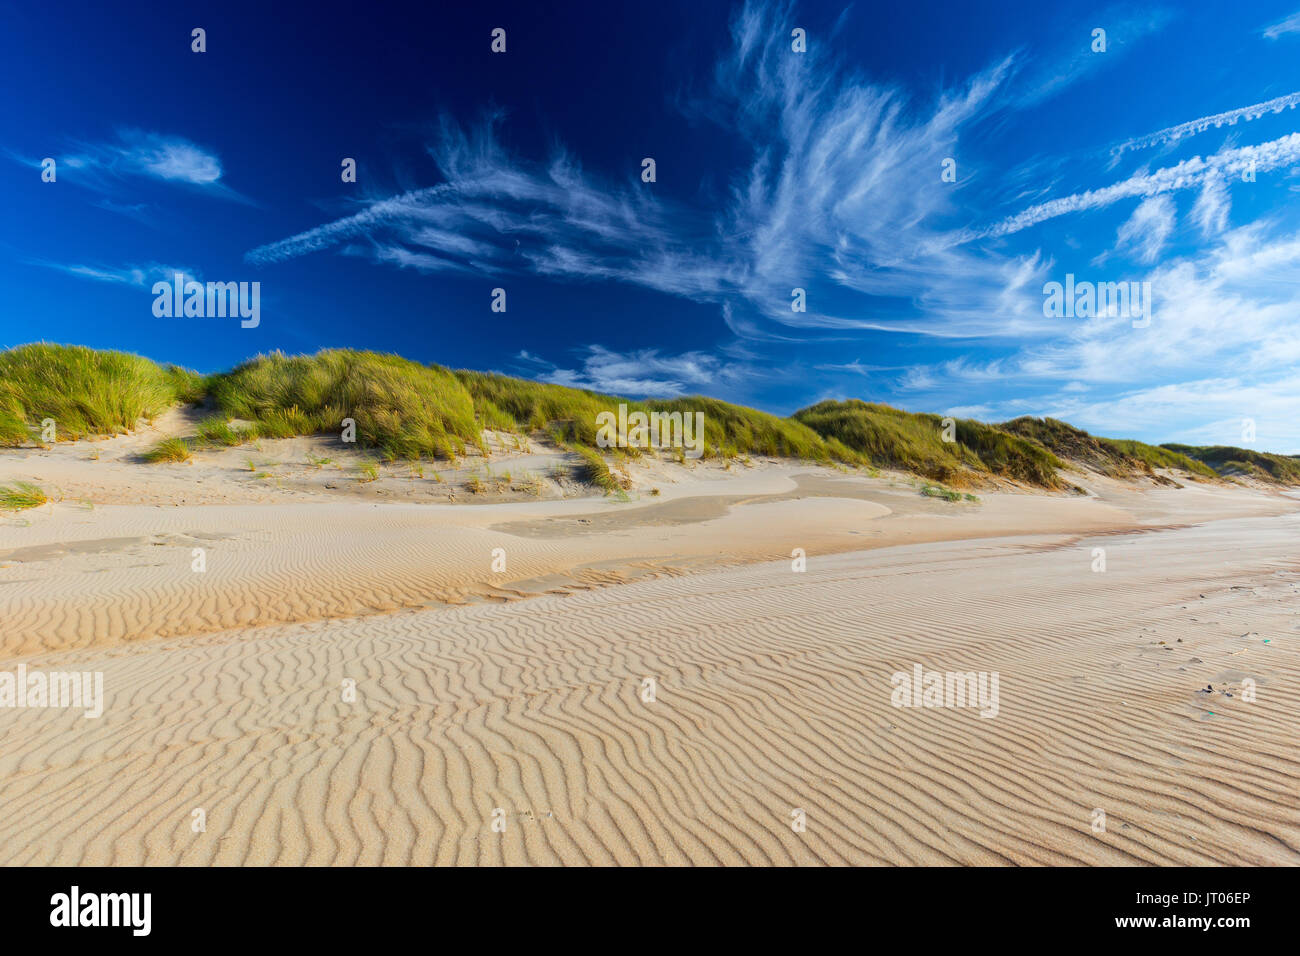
[{"x1": 1, "y1": 445, "x2": 1296, "y2": 864}]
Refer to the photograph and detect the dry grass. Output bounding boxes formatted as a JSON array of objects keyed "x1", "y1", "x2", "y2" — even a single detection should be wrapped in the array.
[{"x1": 0, "y1": 481, "x2": 50, "y2": 510}]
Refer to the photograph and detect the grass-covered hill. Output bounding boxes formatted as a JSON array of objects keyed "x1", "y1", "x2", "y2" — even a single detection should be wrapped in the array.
[
  {"x1": 1161, "y1": 443, "x2": 1300, "y2": 484},
  {"x1": 1, "y1": 344, "x2": 860, "y2": 467},
  {"x1": 791, "y1": 400, "x2": 1067, "y2": 489},
  {"x1": 998, "y1": 416, "x2": 1219, "y2": 481},
  {"x1": 3, "y1": 343, "x2": 1297, "y2": 490},
  {"x1": 0, "y1": 343, "x2": 202, "y2": 445}
]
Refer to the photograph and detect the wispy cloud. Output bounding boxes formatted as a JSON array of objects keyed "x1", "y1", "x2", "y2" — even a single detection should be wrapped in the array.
[
  {"x1": 813, "y1": 359, "x2": 894, "y2": 376},
  {"x1": 1011, "y1": 6, "x2": 1174, "y2": 109},
  {"x1": 1115, "y1": 194, "x2": 1176, "y2": 263},
  {"x1": 247, "y1": 0, "x2": 1034, "y2": 343},
  {"x1": 27, "y1": 259, "x2": 199, "y2": 287},
  {"x1": 523, "y1": 344, "x2": 745, "y2": 397},
  {"x1": 1191, "y1": 177, "x2": 1230, "y2": 237},
  {"x1": 697, "y1": 0, "x2": 1020, "y2": 335},
  {"x1": 108, "y1": 130, "x2": 222, "y2": 184},
  {"x1": 9, "y1": 129, "x2": 249, "y2": 204},
  {"x1": 963, "y1": 133, "x2": 1300, "y2": 241},
  {"x1": 248, "y1": 115, "x2": 722, "y2": 299},
  {"x1": 1263, "y1": 11, "x2": 1300, "y2": 39}
]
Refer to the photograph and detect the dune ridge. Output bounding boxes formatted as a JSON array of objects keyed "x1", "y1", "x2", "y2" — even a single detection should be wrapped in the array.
[{"x1": 5, "y1": 344, "x2": 1297, "y2": 494}]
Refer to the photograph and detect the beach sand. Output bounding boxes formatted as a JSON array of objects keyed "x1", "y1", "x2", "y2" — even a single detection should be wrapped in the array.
[{"x1": 1, "y1": 431, "x2": 1297, "y2": 865}]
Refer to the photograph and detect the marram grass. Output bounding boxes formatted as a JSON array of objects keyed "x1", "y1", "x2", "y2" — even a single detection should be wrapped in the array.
[
  {"x1": 0, "y1": 481, "x2": 50, "y2": 510},
  {"x1": 0, "y1": 343, "x2": 203, "y2": 445},
  {"x1": 792, "y1": 400, "x2": 1064, "y2": 488},
  {"x1": 142, "y1": 437, "x2": 192, "y2": 463},
  {"x1": 3, "y1": 343, "x2": 1295, "y2": 490}
]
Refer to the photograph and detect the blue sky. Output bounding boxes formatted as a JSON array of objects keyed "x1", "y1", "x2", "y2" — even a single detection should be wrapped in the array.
[{"x1": 4, "y1": 0, "x2": 1300, "y2": 452}]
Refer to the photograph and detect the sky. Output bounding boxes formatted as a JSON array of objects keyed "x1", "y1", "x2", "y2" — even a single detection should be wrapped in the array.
[{"x1": 3, "y1": 0, "x2": 1300, "y2": 452}]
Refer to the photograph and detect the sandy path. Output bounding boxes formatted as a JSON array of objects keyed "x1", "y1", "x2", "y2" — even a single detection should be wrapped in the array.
[{"x1": 1, "y1": 507, "x2": 1296, "y2": 865}]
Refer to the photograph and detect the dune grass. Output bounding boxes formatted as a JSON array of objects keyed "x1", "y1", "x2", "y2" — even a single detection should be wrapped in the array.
[
  {"x1": 142, "y1": 437, "x2": 192, "y2": 463},
  {"x1": 0, "y1": 343, "x2": 203, "y2": 446},
  {"x1": 999, "y1": 417, "x2": 1219, "y2": 480},
  {"x1": 0, "y1": 481, "x2": 49, "y2": 510},
  {"x1": 0, "y1": 412, "x2": 27, "y2": 446},
  {"x1": 920, "y1": 483, "x2": 963, "y2": 502},
  {"x1": 5, "y1": 344, "x2": 1298, "y2": 490},
  {"x1": 570, "y1": 445, "x2": 624, "y2": 494},
  {"x1": 1100, "y1": 438, "x2": 1219, "y2": 479},
  {"x1": 195, "y1": 416, "x2": 255, "y2": 447},
  {"x1": 209, "y1": 350, "x2": 480, "y2": 460},
  {"x1": 1000, "y1": 417, "x2": 1132, "y2": 476},
  {"x1": 455, "y1": 371, "x2": 611, "y2": 443},
  {"x1": 456, "y1": 371, "x2": 859, "y2": 463},
  {"x1": 652, "y1": 395, "x2": 856, "y2": 462},
  {"x1": 793, "y1": 400, "x2": 1064, "y2": 488},
  {"x1": 1162, "y1": 443, "x2": 1300, "y2": 484}
]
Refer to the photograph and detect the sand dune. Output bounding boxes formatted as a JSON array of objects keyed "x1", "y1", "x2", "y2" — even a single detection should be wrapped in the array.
[
  {"x1": 0, "y1": 461, "x2": 1154, "y2": 659},
  {"x1": 1, "y1": 450, "x2": 1297, "y2": 865}
]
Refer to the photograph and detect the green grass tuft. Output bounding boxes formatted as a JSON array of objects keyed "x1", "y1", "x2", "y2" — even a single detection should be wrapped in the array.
[
  {"x1": 571, "y1": 445, "x2": 625, "y2": 494},
  {"x1": 920, "y1": 483, "x2": 963, "y2": 502},
  {"x1": 195, "y1": 416, "x2": 255, "y2": 447},
  {"x1": 0, "y1": 481, "x2": 49, "y2": 510},
  {"x1": 142, "y1": 437, "x2": 192, "y2": 463}
]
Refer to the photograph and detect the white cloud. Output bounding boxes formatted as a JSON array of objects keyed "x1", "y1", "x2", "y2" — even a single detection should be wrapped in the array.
[
  {"x1": 813, "y1": 359, "x2": 891, "y2": 375},
  {"x1": 1263, "y1": 11, "x2": 1300, "y2": 39},
  {"x1": 966, "y1": 133, "x2": 1300, "y2": 242},
  {"x1": 537, "y1": 345, "x2": 744, "y2": 397},
  {"x1": 899, "y1": 224, "x2": 1300, "y2": 436},
  {"x1": 118, "y1": 131, "x2": 221, "y2": 184},
  {"x1": 245, "y1": 0, "x2": 1036, "y2": 340},
  {"x1": 8, "y1": 129, "x2": 246, "y2": 203},
  {"x1": 1191, "y1": 177, "x2": 1230, "y2": 236},
  {"x1": 1116, "y1": 194, "x2": 1176, "y2": 262},
  {"x1": 27, "y1": 260, "x2": 200, "y2": 287}
]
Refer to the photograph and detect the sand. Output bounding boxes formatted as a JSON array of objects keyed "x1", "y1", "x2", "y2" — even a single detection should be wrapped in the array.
[{"x1": 1, "y1": 430, "x2": 1297, "y2": 865}]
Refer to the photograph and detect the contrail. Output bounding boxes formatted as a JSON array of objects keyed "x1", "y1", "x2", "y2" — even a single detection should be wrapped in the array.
[
  {"x1": 1111, "y1": 90, "x2": 1300, "y2": 158},
  {"x1": 948, "y1": 132, "x2": 1300, "y2": 244}
]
